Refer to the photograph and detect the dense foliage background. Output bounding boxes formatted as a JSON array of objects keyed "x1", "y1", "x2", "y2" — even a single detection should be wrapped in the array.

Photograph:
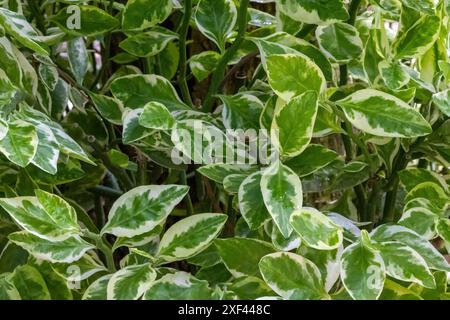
[{"x1": 0, "y1": 0, "x2": 449, "y2": 300}]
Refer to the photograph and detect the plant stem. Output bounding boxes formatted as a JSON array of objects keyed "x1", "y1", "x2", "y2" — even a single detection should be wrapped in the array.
[
  {"x1": 177, "y1": 0, "x2": 194, "y2": 107},
  {"x1": 202, "y1": 0, "x2": 250, "y2": 112},
  {"x1": 180, "y1": 170, "x2": 194, "y2": 216},
  {"x1": 83, "y1": 230, "x2": 116, "y2": 272}
]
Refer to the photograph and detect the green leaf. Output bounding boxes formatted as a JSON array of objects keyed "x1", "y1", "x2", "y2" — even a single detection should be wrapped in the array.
[
  {"x1": 271, "y1": 91, "x2": 318, "y2": 158},
  {"x1": 261, "y1": 161, "x2": 303, "y2": 238},
  {"x1": 189, "y1": 51, "x2": 221, "y2": 82},
  {"x1": 371, "y1": 225, "x2": 450, "y2": 272},
  {"x1": 436, "y1": 219, "x2": 450, "y2": 243},
  {"x1": 399, "y1": 168, "x2": 448, "y2": 193},
  {"x1": 336, "y1": 89, "x2": 432, "y2": 138},
  {"x1": 110, "y1": 74, "x2": 189, "y2": 111},
  {"x1": 52, "y1": 5, "x2": 119, "y2": 36},
  {"x1": 405, "y1": 182, "x2": 448, "y2": 211},
  {"x1": 215, "y1": 238, "x2": 275, "y2": 277},
  {"x1": 119, "y1": 28, "x2": 178, "y2": 58},
  {"x1": 0, "y1": 8, "x2": 48, "y2": 55},
  {"x1": 0, "y1": 120, "x2": 38, "y2": 167},
  {"x1": 197, "y1": 163, "x2": 257, "y2": 183},
  {"x1": 394, "y1": 14, "x2": 441, "y2": 58},
  {"x1": 102, "y1": 185, "x2": 189, "y2": 238},
  {"x1": 316, "y1": 22, "x2": 363, "y2": 63},
  {"x1": 157, "y1": 213, "x2": 227, "y2": 262},
  {"x1": 0, "y1": 37, "x2": 23, "y2": 86},
  {"x1": 219, "y1": 93, "x2": 264, "y2": 130},
  {"x1": 82, "y1": 274, "x2": 111, "y2": 300},
  {"x1": 229, "y1": 276, "x2": 275, "y2": 299},
  {"x1": 378, "y1": 241, "x2": 436, "y2": 288},
  {"x1": 401, "y1": 0, "x2": 436, "y2": 14},
  {"x1": 8, "y1": 231, "x2": 94, "y2": 263},
  {"x1": 107, "y1": 263, "x2": 156, "y2": 300},
  {"x1": 340, "y1": 236, "x2": 386, "y2": 300},
  {"x1": 123, "y1": 0, "x2": 173, "y2": 31},
  {"x1": 290, "y1": 207, "x2": 343, "y2": 250},
  {"x1": 223, "y1": 174, "x2": 247, "y2": 194},
  {"x1": 0, "y1": 274, "x2": 20, "y2": 300},
  {"x1": 122, "y1": 108, "x2": 151, "y2": 144},
  {"x1": 68, "y1": 37, "x2": 88, "y2": 85},
  {"x1": 284, "y1": 144, "x2": 339, "y2": 177},
  {"x1": 38, "y1": 64, "x2": 58, "y2": 91},
  {"x1": 259, "y1": 252, "x2": 327, "y2": 300},
  {"x1": 399, "y1": 201, "x2": 437, "y2": 240},
  {"x1": 277, "y1": 0, "x2": 349, "y2": 25},
  {"x1": 10, "y1": 265, "x2": 51, "y2": 300},
  {"x1": 0, "y1": 191, "x2": 80, "y2": 241},
  {"x1": 194, "y1": 0, "x2": 237, "y2": 52},
  {"x1": 143, "y1": 271, "x2": 212, "y2": 300},
  {"x1": 139, "y1": 101, "x2": 176, "y2": 130},
  {"x1": 266, "y1": 53, "x2": 326, "y2": 101},
  {"x1": 432, "y1": 89, "x2": 450, "y2": 117},
  {"x1": 89, "y1": 92, "x2": 124, "y2": 125},
  {"x1": 238, "y1": 171, "x2": 271, "y2": 230}
]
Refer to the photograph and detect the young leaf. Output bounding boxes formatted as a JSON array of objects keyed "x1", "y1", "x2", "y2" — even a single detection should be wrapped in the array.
[
  {"x1": 271, "y1": 91, "x2": 318, "y2": 158},
  {"x1": 290, "y1": 207, "x2": 343, "y2": 250},
  {"x1": 340, "y1": 235, "x2": 386, "y2": 300},
  {"x1": 260, "y1": 161, "x2": 303, "y2": 238},
  {"x1": 107, "y1": 263, "x2": 156, "y2": 300},
  {"x1": 157, "y1": 213, "x2": 227, "y2": 262},
  {"x1": 259, "y1": 252, "x2": 327, "y2": 300},
  {"x1": 0, "y1": 120, "x2": 38, "y2": 167},
  {"x1": 139, "y1": 101, "x2": 176, "y2": 130},
  {"x1": 101, "y1": 185, "x2": 189, "y2": 238},
  {"x1": 266, "y1": 53, "x2": 326, "y2": 101},
  {"x1": 194, "y1": 0, "x2": 237, "y2": 52},
  {"x1": 336, "y1": 89, "x2": 432, "y2": 138}
]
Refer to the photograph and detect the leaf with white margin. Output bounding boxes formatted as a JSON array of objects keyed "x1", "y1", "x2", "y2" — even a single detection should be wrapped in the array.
[
  {"x1": 198, "y1": 163, "x2": 258, "y2": 184},
  {"x1": 378, "y1": 241, "x2": 436, "y2": 289},
  {"x1": 316, "y1": 22, "x2": 363, "y2": 63},
  {"x1": 297, "y1": 244, "x2": 342, "y2": 292},
  {"x1": 157, "y1": 213, "x2": 227, "y2": 262},
  {"x1": 290, "y1": 207, "x2": 343, "y2": 250},
  {"x1": 405, "y1": 182, "x2": 448, "y2": 211},
  {"x1": 101, "y1": 185, "x2": 189, "y2": 238},
  {"x1": 229, "y1": 276, "x2": 275, "y2": 300},
  {"x1": 0, "y1": 8, "x2": 48, "y2": 55},
  {"x1": 276, "y1": 0, "x2": 348, "y2": 25},
  {"x1": 110, "y1": 74, "x2": 189, "y2": 111},
  {"x1": 122, "y1": 0, "x2": 173, "y2": 31},
  {"x1": 371, "y1": 225, "x2": 450, "y2": 272},
  {"x1": 223, "y1": 174, "x2": 247, "y2": 194},
  {"x1": 335, "y1": 89, "x2": 432, "y2": 138},
  {"x1": 52, "y1": 252, "x2": 107, "y2": 282},
  {"x1": 8, "y1": 231, "x2": 94, "y2": 263},
  {"x1": 189, "y1": 51, "x2": 221, "y2": 82},
  {"x1": 340, "y1": 232, "x2": 385, "y2": 300},
  {"x1": 68, "y1": 37, "x2": 88, "y2": 85},
  {"x1": 433, "y1": 89, "x2": 450, "y2": 117},
  {"x1": 436, "y1": 219, "x2": 450, "y2": 243},
  {"x1": 0, "y1": 192, "x2": 80, "y2": 241},
  {"x1": 0, "y1": 119, "x2": 38, "y2": 167},
  {"x1": 10, "y1": 265, "x2": 50, "y2": 300},
  {"x1": 38, "y1": 64, "x2": 58, "y2": 91},
  {"x1": 194, "y1": 0, "x2": 237, "y2": 52},
  {"x1": 0, "y1": 119, "x2": 8, "y2": 141},
  {"x1": 284, "y1": 144, "x2": 339, "y2": 177},
  {"x1": 119, "y1": 28, "x2": 178, "y2": 58},
  {"x1": 113, "y1": 225, "x2": 163, "y2": 251},
  {"x1": 271, "y1": 91, "x2": 318, "y2": 158},
  {"x1": 399, "y1": 168, "x2": 449, "y2": 193},
  {"x1": 107, "y1": 263, "x2": 156, "y2": 300},
  {"x1": 219, "y1": 93, "x2": 264, "y2": 130},
  {"x1": 394, "y1": 14, "x2": 441, "y2": 59},
  {"x1": 378, "y1": 60, "x2": 410, "y2": 90},
  {"x1": 31, "y1": 124, "x2": 60, "y2": 175},
  {"x1": 259, "y1": 252, "x2": 327, "y2": 300},
  {"x1": 0, "y1": 274, "x2": 20, "y2": 300},
  {"x1": 260, "y1": 161, "x2": 303, "y2": 238},
  {"x1": 50, "y1": 125, "x2": 95, "y2": 165},
  {"x1": 238, "y1": 171, "x2": 271, "y2": 230},
  {"x1": 82, "y1": 274, "x2": 112, "y2": 300},
  {"x1": 266, "y1": 53, "x2": 326, "y2": 101},
  {"x1": 271, "y1": 223, "x2": 302, "y2": 252},
  {"x1": 143, "y1": 271, "x2": 212, "y2": 299},
  {"x1": 122, "y1": 108, "x2": 152, "y2": 144},
  {"x1": 399, "y1": 204, "x2": 437, "y2": 240},
  {"x1": 139, "y1": 101, "x2": 176, "y2": 130},
  {"x1": 215, "y1": 237, "x2": 275, "y2": 277}
]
